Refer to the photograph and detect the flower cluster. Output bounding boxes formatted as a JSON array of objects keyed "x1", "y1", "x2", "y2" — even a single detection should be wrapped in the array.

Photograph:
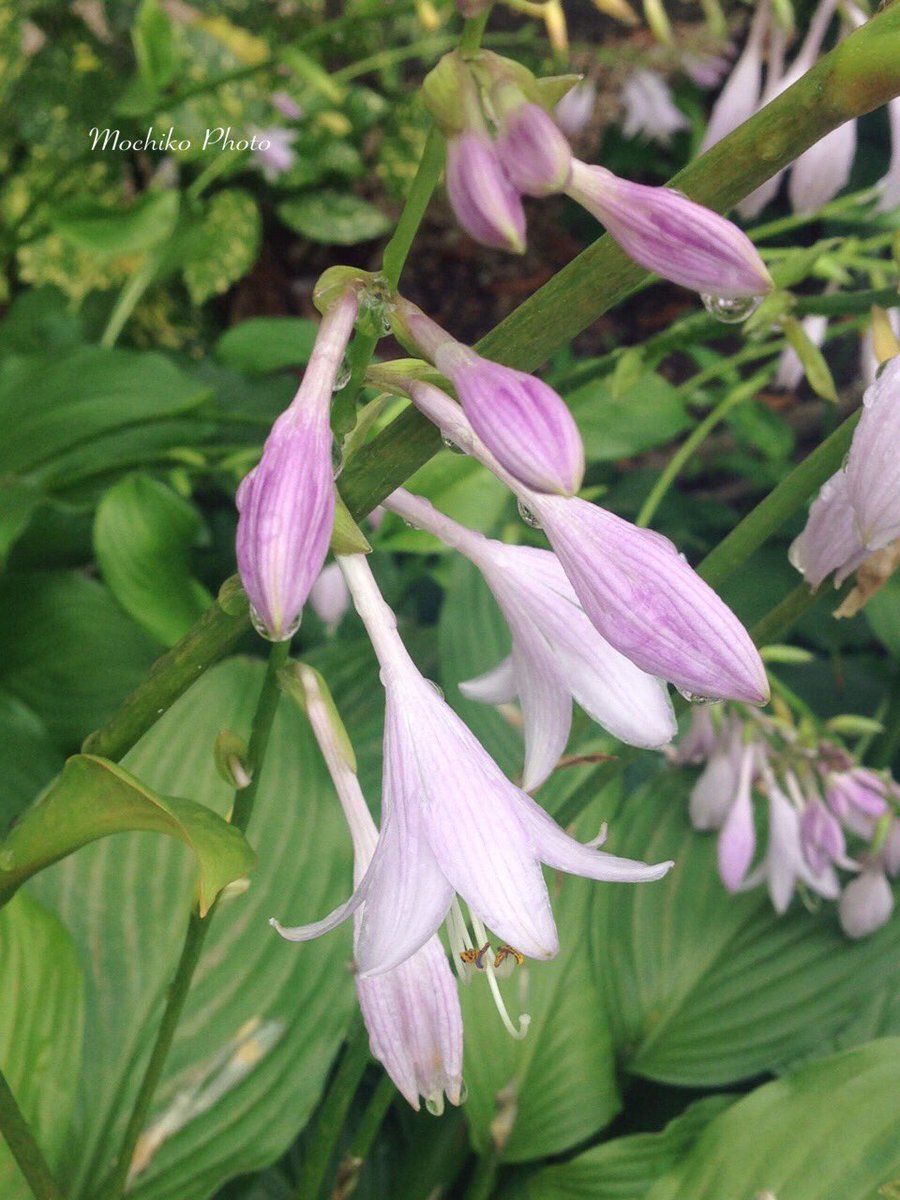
[
  {"x1": 675, "y1": 704, "x2": 900, "y2": 937},
  {"x1": 422, "y1": 49, "x2": 773, "y2": 303}
]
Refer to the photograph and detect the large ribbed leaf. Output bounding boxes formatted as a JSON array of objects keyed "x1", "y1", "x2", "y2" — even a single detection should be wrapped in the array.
[
  {"x1": 461, "y1": 875, "x2": 620, "y2": 1164},
  {"x1": 0, "y1": 892, "x2": 84, "y2": 1199},
  {"x1": 522, "y1": 1096, "x2": 733, "y2": 1200},
  {"x1": 593, "y1": 772, "x2": 900, "y2": 1085},
  {"x1": 646, "y1": 1039, "x2": 900, "y2": 1200},
  {"x1": 29, "y1": 658, "x2": 357, "y2": 1200}
]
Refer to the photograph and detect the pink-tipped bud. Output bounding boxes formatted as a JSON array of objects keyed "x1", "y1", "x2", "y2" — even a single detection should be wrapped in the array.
[
  {"x1": 494, "y1": 100, "x2": 573, "y2": 196},
  {"x1": 565, "y1": 160, "x2": 773, "y2": 299},
  {"x1": 799, "y1": 799, "x2": 846, "y2": 875},
  {"x1": 434, "y1": 342, "x2": 585, "y2": 496},
  {"x1": 445, "y1": 131, "x2": 526, "y2": 253},
  {"x1": 235, "y1": 290, "x2": 358, "y2": 640}
]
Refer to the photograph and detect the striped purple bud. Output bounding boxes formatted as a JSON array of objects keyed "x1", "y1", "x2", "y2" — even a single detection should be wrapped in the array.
[{"x1": 446, "y1": 131, "x2": 526, "y2": 253}]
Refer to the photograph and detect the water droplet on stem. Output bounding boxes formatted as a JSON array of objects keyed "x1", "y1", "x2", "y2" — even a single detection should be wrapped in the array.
[
  {"x1": 517, "y1": 500, "x2": 543, "y2": 529},
  {"x1": 701, "y1": 294, "x2": 763, "y2": 324}
]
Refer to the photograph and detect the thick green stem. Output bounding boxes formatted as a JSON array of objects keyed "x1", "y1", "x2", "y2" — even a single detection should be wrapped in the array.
[
  {"x1": 382, "y1": 126, "x2": 446, "y2": 290},
  {"x1": 0, "y1": 1070, "x2": 64, "y2": 1200},
  {"x1": 295, "y1": 1017, "x2": 371, "y2": 1200},
  {"x1": 95, "y1": 640, "x2": 290, "y2": 1200}
]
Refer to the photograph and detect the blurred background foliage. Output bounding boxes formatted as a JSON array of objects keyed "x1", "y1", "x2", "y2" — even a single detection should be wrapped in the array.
[{"x1": 0, "y1": 0, "x2": 899, "y2": 1198}]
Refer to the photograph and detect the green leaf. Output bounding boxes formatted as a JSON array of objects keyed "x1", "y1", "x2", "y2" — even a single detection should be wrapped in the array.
[
  {"x1": 94, "y1": 474, "x2": 212, "y2": 647},
  {"x1": 0, "y1": 693, "x2": 64, "y2": 833},
  {"x1": 0, "y1": 477, "x2": 44, "y2": 565},
  {"x1": 52, "y1": 192, "x2": 179, "y2": 256},
  {"x1": 0, "y1": 892, "x2": 84, "y2": 1199},
  {"x1": 566, "y1": 371, "x2": 691, "y2": 461},
  {"x1": 0, "y1": 346, "x2": 209, "y2": 477},
  {"x1": 866, "y1": 571, "x2": 900, "y2": 657},
  {"x1": 0, "y1": 571, "x2": 160, "y2": 746},
  {"x1": 182, "y1": 190, "x2": 261, "y2": 305},
  {"x1": 0, "y1": 754, "x2": 255, "y2": 916},
  {"x1": 593, "y1": 772, "x2": 900, "y2": 1085},
  {"x1": 523, "y1": 1095, "x2": 734, "y2": 1200},
  {"x1": 28, "y1": 659, "x2": 356, "y2": 1200},
  {"x1": 278, "y1": 191, "x2": 392, "y2": 245},
  {"x1": 462, "y1": 876, "x2": 621, "y2": 1164},
  {"x1": 215, "y1": 318, "x2": 318, "y2": 375},
  {"x1": 646, "y1": 1039, "x2": 900, "y2": 1200},
  {"x1": 133, "y1": 0, "x2": 179, "y2": 90}
]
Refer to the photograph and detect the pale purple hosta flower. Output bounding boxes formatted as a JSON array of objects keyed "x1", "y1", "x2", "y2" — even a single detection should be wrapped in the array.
[
  {"x1": 787, "y1": 118, "x2": 857, "y2": 215},
  {"x1": 673, "y1": 704, "x2": 719, "y2": 766},
  {"x1": 394, "y1": 298, "x2": 584, "y2": 496},
  {"x1": 788, "y1": 471, "x2": 869, "y2": 589},
  {"x1": 775, "y1": 314, "x2": 827, "y2": 391},
  {"x1": 408, "y1": 379, "x2": 769, "y2": 707},
  {"x1": 271, "y1": 91, "x2": 303, "y2": 120},
  {"x1": 309, "y1": 561, "x2": 350, "y2": 635},
  {"x1": 272, "y1": 553, "x2": 672, "y2": 975},
  {"x1": 682, "y1": 50, "x2": 732, "y2": 91},
  {"x1": 845, "y1": 357, "x2": 900, "y2": 553},
  {"x1": 689, "y1": 719, "x2": 743, "y2": 830},
  {"x1": 839, "y1": 868, "x2": 894, "y2": 938},
  {"x1": 700, "y1": 0, "x2": 769, "y2": 152},
  {"x1": 555, "y1": 80, "x2": 597, "y2": 137},
  {"x1": 565, "y1": 160, "x2": 773, "y2": 300},
  {"x1": 494, "y1": 99, "x2": 573, "y2": 197},
  {"x1": 384, "y1": 488, "x2": 676, "y2": 790},
  {"x1": 249, "y1": 126, "x2": 297, "y2": 181},
  {"x1": 740, "y1": 770, "x2": 840, "y2": 912},
  {"x1": 884, "y1": 820, "x2": 900, "y2": 878},
  {"x1": 799, "y1": 797, "x2": 846, "y2": 874},
  {"x1": 826, "y1": 767, "x2": 890, "y2": 838},
  {"x1": 791, "y1": 357, "x2": 900, "y2": 588},
  {"x1": 445, "y1": 131, "x2": 526, "y2": 254},
  {"x1": 620, "y1": 70, "x2": 689, "y2": 145},
  {"x1": 717, "y1": 740, "x2": 758, "y2": 890},
  {"x1": 291, "y1": 664, "x2": 463, "y2": 1113},
  {"x1": 235, "y1": 289, "x2": 357, "y2": 640}
]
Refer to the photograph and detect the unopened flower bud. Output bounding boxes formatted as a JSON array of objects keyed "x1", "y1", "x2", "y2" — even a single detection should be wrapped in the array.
[
  {"x1": 839, "y1": 869, "x2": 894, "y2": 939},
  {"x1": 434, "y1": 342, "x2": 585, "y2": 496},
  {"x1": 554, "y1": 80, "x2": 596, "y2": 137},
  {"x1": 445, "y1": 132, "x2": 526, "y2": 253},
  {"x1": 565, "y1": 160, "x2": 773, "y2": 299},
  {"x1": 494, "y1": 96, "x2": 572, "y2": 196}
]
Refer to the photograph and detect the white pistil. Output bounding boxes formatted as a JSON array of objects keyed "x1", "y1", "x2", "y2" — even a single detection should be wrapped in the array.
[{"x1": 470, "y1": 914, "x2": 531, "y2": 1041}]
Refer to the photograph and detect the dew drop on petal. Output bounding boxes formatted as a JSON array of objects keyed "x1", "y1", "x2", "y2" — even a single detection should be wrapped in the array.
[
  {"x1": 441, "y1": 433, "x2": 466, "y2": 455},
  {"x1": 457, "y1": 1080, "x2": 468, "y2": 1104},
  {"x1": 426, "y1": 679, "x2": 445, "y2": 699},
  {"x1": 701, "y1": 294, "x2": 764, "y2": 324},
  {"x1": 517, "y1": 499, "x2": 543, "y2": 529},
  {"x1": 676, "y1": 687, "x2": 718, "y2": 705},
  {"x1": 425, "y1": 1094, "x2": 445, "y2": 1116},
  {"x1": 250, "y1": 605, "x2": 301, "y2": 642}
]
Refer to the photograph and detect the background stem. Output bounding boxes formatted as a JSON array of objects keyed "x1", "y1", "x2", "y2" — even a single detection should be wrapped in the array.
[{"x1": 0, "y1": 1070, "x2": 64, "y2": 1200}]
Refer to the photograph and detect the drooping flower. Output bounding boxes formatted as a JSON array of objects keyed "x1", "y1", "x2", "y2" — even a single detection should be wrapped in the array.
[
  {"x1": 687, "y1": 715, "x2": 743, "y2": 829},
  {"x1": 716, "y1": 739, "x2": 758, "y2": 891},
  {"x1": 839, "y1": 869, "x2": 894, "y2": 938},
  {"x1": 620, "y1": 70, "x2": 689, "y2": 144},
  {"x1": 235, "y1": 287, "x2": 357, "y2": 640},
  {"x1": 309, "y1": 561, "x2": 350, "y2": 635},
  {"x1": 286, "y1": 664, "x2": 463, "y2": 1113},
  {"x1": 790, "y1": 356, "x2": 900, "y2": 589},
  {"x1": 392, "y1": 298, "x2": 584, "y2": 496},
  {"x1": 700, "y1": 0, "x2": 768, "y2": 151},
  {"x1": 406, "y1": 379, "x2": 769, "y2": 707},
  {"x1": 564, "y1": 160, "x2": 773, "y2": 300},
  {"x1": 384, "y1": 488, "x2": 676, "y2": 790},
  {"x1": 445, "y1": 131, "x2": 526, "y2": 254},
  {"x1": 271, "y1": 554, "x2": 672, "y2": 976},
  {"x1": 554, "y1": 80, "x2": 596, "y2": 136},
  {"x1": 249, "y1": 126, "x2": 297, "y2": 181}
]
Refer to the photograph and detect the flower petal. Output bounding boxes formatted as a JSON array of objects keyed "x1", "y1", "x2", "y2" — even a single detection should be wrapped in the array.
[{"x1": 459, "y1": 656, "x2": 518, "y2": 704}]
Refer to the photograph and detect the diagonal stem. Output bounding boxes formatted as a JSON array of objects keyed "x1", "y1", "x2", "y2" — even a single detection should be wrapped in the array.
[{"x1": 0, "y1": 1070, "x2": 64, "y2": 1200}]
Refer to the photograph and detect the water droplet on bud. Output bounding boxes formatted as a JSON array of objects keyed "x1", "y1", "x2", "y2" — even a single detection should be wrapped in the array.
[
  {"x1": 701, "y1": 294, "x2": 763, "y2": 324},
  {"x1": 517, "y1": 500, "x2": 543, "y2": 529},
  {"x1": 331, "y1": 437, "x2": 344, "y2": 479},
  {"x1": 250, "y1": 605, "x2": 301, "y2": 642},
  {"x1": 441, "y1": 433, "x2": 466, "y2": 455},
  {"x1": 426, "y1": 679, "x2": 445, "y2": 699},
  {"x1": 425, "y1": 1094, "x2": 445, "y2": 1117}
]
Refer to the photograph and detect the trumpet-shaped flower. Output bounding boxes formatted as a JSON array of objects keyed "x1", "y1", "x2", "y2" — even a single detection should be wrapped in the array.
[
  {"x1": 236, "y1": 288, "x2": 357, "y2": 640},
  {"x1": 620, "y1": 71, "x2": 689, "y2": 145},
  {"x1": 699, "y1": 0, "x2": 768, "y2": 152},
  {"x1": 564, "y1": 160, "x2": 773, "y2": 300},
  {"x1": 285, "y1": 665, "x2": 463, "y2": 1113},
  {"x1": 554, "y1": 80, "x2": 596, "y2": 136},
  {"x1": 716, "y1": 740, "x2": 758, "y2": 891},
  {"x1": 494, "y1": 98, "x2": 573, "y2": 196},
  {"x1": 272, "y1": 554, "x2": 672, "y2": 976},
  {"x1": 407, "y1": 379, "x2": 769, "y2": 707},
  {"x1": 385, "y1": 488, "x2": 676, "y2": 789}
]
